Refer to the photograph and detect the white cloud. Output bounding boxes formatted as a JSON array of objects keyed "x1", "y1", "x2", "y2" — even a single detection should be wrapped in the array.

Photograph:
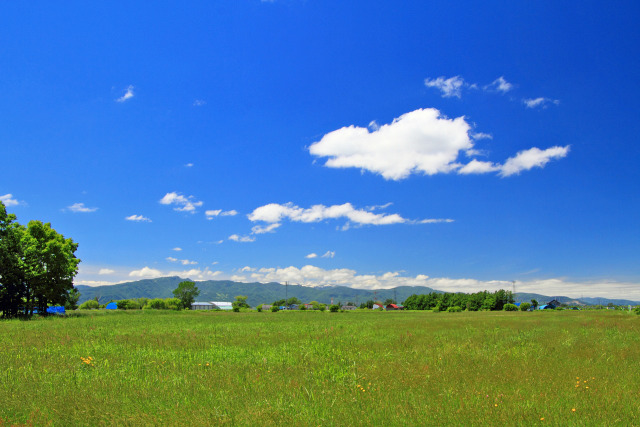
[
  {"x1": 500, "y1": 146, "x2": 570, "y2": 177},
  {"x1": 470, "y1": 132, "x2": 493, "y2": 141},
  {"x1": 185, "y1": 163, "x2": 194, "y2": 167},
  {"x1": 229, "y1": 234, "x2": 256, "y2": 243},
  {"x1": 458, "y1": 159, "x2": 501, "y2": 175},
  {"x1": 116, "y1": 85, "x2": 134, "y2": 103},
  {"x1": 172, "y1": 247, "x2": 182, "y2": 251},
  {"x1": 125, "y1": 214, "x2": 151, "y2": 222},
  {"x1": 0, "y1": 194, "x2": 20, "y2": 207},
  {"x1": 241, "y1": 266, "x2": 256, "y2": 272},
  {"x1": 98, "y1": 268, "x2": 115, "y2": 275},
  {"x1": 309, "y1": 108, "x2": 570, "y2": 180},
  {"x1": 309, "y1": 108, "x2": 472, "y2": 180},
  {"x1": 234, "y1": 265, "x2": 640, "y2": 299},
  {"x1": 159, "y1": 192, "x2": 203, "y2": 213},
  {"x1": 193, "y1": 100, "x2": 206, "y2": 106},
  {"x1": 248, "y1": 202, "x2": 448, "y2": 230},
  {"x1": 205, "y1": 209, "x2": 237, "y2": 219},
  {"x1": 424, "y1": 76, "x2": 466, "y2": 98},
  {"x1": 306, "y1": 253, "x2": 318, "y2": 259},
  {"x1": 68, "y1": 203, "x2": 98, "y2": 213},
  {"x1": 251, "y1": 223, "x2": 281, "y2": 234},
  {"x1": 484, "y1": 76, "x2": 513, "y2": 93},
  {"x1": 129, "y1": 267, "x2": 163, "y2": 278},
  {"x1": 321, "y1": 251, "x2": 335, "y2": 258},
  {"x1": 523, "y1": 97, "x2": 560, "y2": 109},
  {"x1": 166, "y1": 257, "x2": 197, "y2": 265},
  {"x1": 205, "y1": 210, "x2": 222, "y2": 219}
]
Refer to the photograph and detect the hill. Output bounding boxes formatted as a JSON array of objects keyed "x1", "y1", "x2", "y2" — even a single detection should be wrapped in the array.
[{"x1": 76, "y1": 277, "x2": 640, "y2": 307}]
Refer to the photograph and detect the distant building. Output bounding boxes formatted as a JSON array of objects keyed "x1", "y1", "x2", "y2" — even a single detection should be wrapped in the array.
[
  {"x1": 385, "y1": 304, "x2": 400, "y2": 311},
  {"x1": 210, "y1": 302, "x2": 233, "y2": 310},
  {"x1": 261, "y1": 305, "x2": 272, "y2": 311},
  {"x1": 192, "y1": 302, "x2": 215, "y2": 310},
  {"x1": 372, "y1": 303, "x2": 383, "y2": 310},
  {"x1": 341, "y1": 305, "x2": 357, "y2": 310},
  {"x1": 303, "y1": 303, "x2": 314, "y2": 310}
]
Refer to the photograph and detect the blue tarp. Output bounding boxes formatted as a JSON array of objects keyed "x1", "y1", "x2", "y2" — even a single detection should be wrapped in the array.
[
  {"x1": 105, "y1": 302, "x2": 118, "y2": 310},
  {"x1": 46, "y1": 306, "x2": 66, "y2": 314}
]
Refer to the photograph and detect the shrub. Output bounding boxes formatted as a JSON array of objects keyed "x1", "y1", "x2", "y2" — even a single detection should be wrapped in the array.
[
  {"x1": 447, "y1": 306, "x2": 462, "y2": 312},
  {"x1": 256, "y1": 304, "x2": 263, "y2": 312},
  {"x1": 329, "y1": 304, "x2": 340, "y2": 312},
  {"x1": 299, "y1": 304, "x2": 307, "y2": 311},
  {"x1": 164, "y1": 298, "x2": 182, "y2": 310},
  {"x1": 271, "y1": 305, "x2": 280, "y2": 312},
  {"x1": 79, "y1": 300, "x2": 99, "y2": 310},
  {"x1": 233, "y1": 307, "x2": 240, "y2": 312},
  {"x1": 116, "y1": 300, "x2": 131, "y2": 310},
  {"x1": 146, "y1": 299, "x2": 167, "y2": 310},
  {"x1": 520, "y1": 302, "x2": 532, "y2": 311},
  {"x1": 503, "y1": 303, "x2": 518, "y2": 311},
  {"x1": 634, "y1": 306, "x2": 640, "y2": 315}
]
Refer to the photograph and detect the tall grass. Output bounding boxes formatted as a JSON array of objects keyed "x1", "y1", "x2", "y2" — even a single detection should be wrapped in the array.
[{"x1": 1, "y1": 310, "x2": 638, "y2": 425}]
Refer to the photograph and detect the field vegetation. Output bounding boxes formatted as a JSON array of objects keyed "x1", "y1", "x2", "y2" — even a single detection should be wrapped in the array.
[{"x1": 1, "y1": 310, "x2": 639, "y2": 425}]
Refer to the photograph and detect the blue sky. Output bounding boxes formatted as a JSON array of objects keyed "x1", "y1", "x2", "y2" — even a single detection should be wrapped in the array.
[{"x1": 2, "y1": 0, "x2": 639, "y2": 299}]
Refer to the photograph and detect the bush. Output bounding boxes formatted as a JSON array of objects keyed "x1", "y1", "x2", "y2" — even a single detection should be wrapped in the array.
[
  {"x1": 519, "y1": 302, "x2": 532, "y2": 311},
  {"x1": 116, "y1": 300, "x2": 131, "y2": 310},
  {"x1": 233, "y1": 307, "x2": 240, "y2": 312},
  {"x1": 447, "y1": 306, "x2": 462, "y2": 312},
  {"x1": 503, "y1": 303, "x2": 518, "y2": 311},
  {"x1": 146, "y1": 299, "x2": 167, "y2": 310},
  {"x1": 633, "y1": 306, "x2": 640, "y2": 315},
  {"x1": 329, "y1": 304, "x2": 340, "y2": 312},
  {"x1": 270, "y1": 305, "x2": 280, "y2": 312},
  {"x1": 299, "y1": 304, "x2": 307, "y2": 311},
  {"x1": 79, "y1": 300, "x2": 99, "y2": 310},
  {"x1": 165, "y1": 298, "x2": 182, "y2": 310},
  {"x1": 256, "y1": 304, "x2": 263, "y2": 312}
]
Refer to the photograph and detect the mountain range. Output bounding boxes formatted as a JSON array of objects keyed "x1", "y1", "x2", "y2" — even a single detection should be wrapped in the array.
[{"x1": 75, "y1": 277, "x2": 640, "y2": 307}]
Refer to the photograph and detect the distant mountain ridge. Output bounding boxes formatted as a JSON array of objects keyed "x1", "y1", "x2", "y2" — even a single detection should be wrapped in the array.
[{"x1": 76, "y1": 277, "x2": 640, "y2": 307}]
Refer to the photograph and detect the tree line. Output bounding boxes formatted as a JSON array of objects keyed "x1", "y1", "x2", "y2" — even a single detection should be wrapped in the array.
[
  {"x1": 403, "y1": 289, "x2": 515, "y2": 311},
  {"x1": 0, "y1": 201, "x2": 80, "y2": 319}
]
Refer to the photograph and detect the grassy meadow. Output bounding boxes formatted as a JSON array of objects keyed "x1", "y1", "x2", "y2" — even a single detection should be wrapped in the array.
[{"x1": 1, "y1": 310, "x2": 639, "y2": 425}]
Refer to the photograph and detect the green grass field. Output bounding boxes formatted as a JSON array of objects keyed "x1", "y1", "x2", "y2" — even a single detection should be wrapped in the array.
[{"x1": 1, "y1": 310, "x2": 638, "y2": 425}]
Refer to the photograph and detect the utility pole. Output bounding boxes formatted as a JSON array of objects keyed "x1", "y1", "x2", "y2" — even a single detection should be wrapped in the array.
[{"x1": 285, "y1": 281, "x2": 288, "y2": 302}]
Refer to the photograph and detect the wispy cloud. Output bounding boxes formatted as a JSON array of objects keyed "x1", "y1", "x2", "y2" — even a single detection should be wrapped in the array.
[
  {"x1": 159, "y1": 192, "x2": 203, "y2": 213},
  {"x1": 229, "y1": 234, "x2": 256, "y2": 243},
  {"x1": 125, "y1": 214, "x2": 151, "y2": 222},
  {"x1": 205, "y1": 209, "x2": 238, "y2": 219},
  {"x1": 523, "y1": 97, "x2": 560, "y2": 109},
  {"x1": 116, "y1": 85, "x2": 134, "y2": 103},
  {"x1": 500, "y1": 146, "x2": 570, "y2": 177},
  {"x1": 424, "y1": 76, "x2": 467, "y2": 98},
  {"x1": 68, "y1": 203, "x2": 98, "y2": 213},
  {"x1": 305, "y1": 253, "x2": 318, "y2": 259},
  {"x1": 193, "y1": 100, "x2": 206, "y2": 107},
  {"x1": 321, "y1": 251, "x2": 335, "y2": 258},
  {"x1": 166, "y1": 257, "x2": 198, "y2": 265},
  {"x1": 98, "y1": 268, "x2": 115, "y2": 275},
  {"x1": 0, "y1": 194, "x2": 20, "y2": 207},
  {"x1": 129, "y1": 266, "x2": 163, "y2": 278},
  {"x1": 484, "y1": 76, "x2": 513, "y2": 93},
  {"x1": 172, "y1": 247, "x2": 182, "y2": 251},
  {"x1": 248, "y1": 201, "x2": 451, "y2": 231}
]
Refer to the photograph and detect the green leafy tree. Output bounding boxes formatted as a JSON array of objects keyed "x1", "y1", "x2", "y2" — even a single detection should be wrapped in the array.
[
  {"x1": 64, "y1": 287, "x2": 81, "y2": 310},
  {"x1": 329, "y1": 304, "x2": 340, "y2": 312},
  {"x1": 531, "y1": 299, "x2": 539, "y2": 310},
  {"x1": 1, "y1": 208, "x2": 80, "y2": 318},
  {"x1": 233, "y1": 295, "x2": 251, "y2": 310},
  {"x1": 520, "y1": 302, "x2": 532, "y2": 311},
  {"x1": 172, "y1": 281, "x2": 200, "y2": 309},
  {"x1": 286, "y1": 297, "x2": 301, "y2": 307},
  {"x1": 0, "y1": 203, "x2": 27, "y2": 319},
  {"x1": 383, "y1": 298, "x2": 396, "y2": 306},
  {"x1": 503, "y1": 303, "x2": 518, "y2": 311}
]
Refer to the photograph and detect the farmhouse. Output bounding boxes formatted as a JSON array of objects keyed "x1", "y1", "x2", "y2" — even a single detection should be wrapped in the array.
[
  {"x1": 385, "y1": 304, "x2": 400, "y2": 311},
  {"x1": 210, "y1": 302, "x2": 233, "y2": 310},
  {"x1": 341, "y1": 305, "x2": 357, "y2": 310}
]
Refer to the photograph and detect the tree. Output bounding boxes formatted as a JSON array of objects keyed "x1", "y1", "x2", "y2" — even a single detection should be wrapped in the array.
[
  {"x1": 1, "y1": 201, "x2": 80, "y2": 319},
  {"x1": 172, "y1": 281, "x2": 200, "y2": 309},
  {"x1": 519, "y1": 302, "x2": 532, "y2": 311},
  {"x1": 65, "y1": 287, "x2": 81, "y2": 310},
  {"x1": 286, "y1": 297, "x2": 301, "y2": 307},
  {"x1": 383, "y1": 298, "x2": 396, "y2": 306},
  {"x1": 232, "y1": 295, "x2": 250, "y2": 310},
  {"x1": 531, "y1": 299, "x2": 539, "y2": 310}
]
